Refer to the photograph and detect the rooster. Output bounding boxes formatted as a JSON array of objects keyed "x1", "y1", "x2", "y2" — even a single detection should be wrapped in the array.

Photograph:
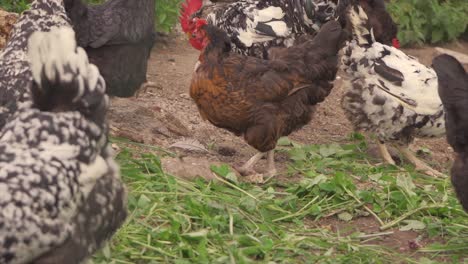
[
  {"x1": 189, "y1": 20, "x2": 346, "y2": 182},
  {"x1": 340, "y1": 5, "x2": 445, "y2": 177},
  {"x1": 64, "y1": 0, "x2": 156, "y2": 97},
  {"x1": 0, "y1": 26, "x2": 127, "y2": 264},
  {"x1": 180, "y1": 0, "x2": 399, "y2": 58},
  {"x1": 433, "y1": 54, "x2": 468, "y2": 211}
]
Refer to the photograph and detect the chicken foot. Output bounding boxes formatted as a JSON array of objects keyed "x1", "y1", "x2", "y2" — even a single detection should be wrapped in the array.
[
  {"x1": 396, "y1": 146, "x2": 446, "y2": 177},
  {"x1": 238, "y1": 152, "x2": 264, "y2": 174},
  {"x1": 237, "y1": 150, "x2": 277, "y2": 183}
]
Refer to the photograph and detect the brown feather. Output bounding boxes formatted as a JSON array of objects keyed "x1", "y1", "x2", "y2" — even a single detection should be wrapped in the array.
[{"x1": 190, "y1": 22, "x2": 345, "y2": 152}]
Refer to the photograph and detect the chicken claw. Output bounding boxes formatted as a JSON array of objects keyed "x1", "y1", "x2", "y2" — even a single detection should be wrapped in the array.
[
  {"x1": 236, "y1": 151, "x2": 277, "y2": 183},
  {"x1": 237, "y1": 152, "x2": 264, "y2": 175},
  {"x1": 397, "y1": 146, "x2": 446, "y2": 178},
  {"x1": 377, "y1": 141, "x2": 396, "y2": 165}
]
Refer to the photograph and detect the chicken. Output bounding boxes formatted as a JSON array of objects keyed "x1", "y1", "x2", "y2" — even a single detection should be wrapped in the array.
[
  {"x1": 189, "y1": 20, "x2": 346, "y2": 182},
  {"x1": 180, "y1": 0, "x2": 399, "y2": 58},
  {"x1": 0, "y1": 0, "x2": 72, "y2": 130},
  {"x1": 0, "y1": 26, "x2": 127, "y2": 264},
  {"x1": 432, "y1": 54, "x2": 468, "y2": 211},
  {"x1": 64, "y1": 0, "x2": 156, "y2": 97},
  {"x1": 340, "y1": 5, "x2": 445, "y2": 177},
  {"x1": 0, "y1": 9, "x2": 18, "y2": 50}
]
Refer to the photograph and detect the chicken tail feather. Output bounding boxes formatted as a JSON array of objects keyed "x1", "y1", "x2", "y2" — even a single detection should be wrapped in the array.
[{"x1": 28, "y1": 26, "x2": 108, "y2": 125}]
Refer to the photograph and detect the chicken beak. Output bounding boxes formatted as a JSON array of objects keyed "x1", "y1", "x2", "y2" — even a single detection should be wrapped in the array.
[{"x1": 186, "y1": 32, "x2": 192, "y2": 39}]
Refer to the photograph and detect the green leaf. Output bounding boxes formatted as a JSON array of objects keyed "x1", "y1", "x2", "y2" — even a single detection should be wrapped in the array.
[
  {"x1": 137, "y1": 194, "x2": 151, "y2": 209},
  {"x1": 309, "y1": 204, "x2": 322, "y2": 216},
  {"x1": 319, "y1": 182, "x2": 337, "y2": 192},
  {"x1": 277, "y1": 137, "x2": 292, "y2": 146},
  {"x1": 240, "y1": 197, "x2": 257, "y2": 212},
  {"x1": 396, "y1": 174, "x2": 417, "y2": 197},
  {"x1": 310, "y1": 174, "x2": 328, "y2": 186},
  {"x1": 182, "y1": 229, "x2": 209, "y2": 242},
  {"x1": 431, "y1": 28, "x2": 444, "y2": 43},
  {"x1": 210, "y1": 164, "x2": 231, "y2": 177},
  {"x1": 417, "y1": 258, "x2": 437, "y2": 264},
  {"x1": 338, "y1": 212, "x2": 353, "y2": 222},
  {"x1": 159, "y1": 12, "x2": 167, "y2": 23},
  {"x1": 319, "y1": 144, "x2": 342, "y2": 158},
  {"x1": 289, "y1": 148, "x2": 307, "y2": 161},
  {"x1": 225, "y1": 172, "x2": 238, "y2": 184},
  {"x1": 369, "y1": 173, "x2": 383, "y2": 182},
  {"x1": 102, "y1": 243, "x2": 111, "y2": 260},
  {"x1": 399, "y1": 220, "x2": 426, "y2": 231}
]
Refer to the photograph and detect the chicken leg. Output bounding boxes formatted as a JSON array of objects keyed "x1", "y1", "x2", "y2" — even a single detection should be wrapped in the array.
[
  {"x1": 377, "y1": 141, "x2": 396, "y2": 165},
  {"x1": 237, "y1": 150, "x2": 277, "y2": 183},
  {"x1": 396, "y1": 146, "x2": 446, "y2": 177},
  {"x1": 265, "y1": 150, "x2": 277, "y2": 178},
  {"x1": 237, "y1": 152, "x2": 264, "y2": 174}
]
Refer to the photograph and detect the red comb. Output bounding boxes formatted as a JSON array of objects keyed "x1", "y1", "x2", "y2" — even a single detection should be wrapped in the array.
[
  {"x1": 392, "y1": 38, "x2": 400, "y2": 49},
  {"x1": 180, "y1": 0, "x2": 203, "y2": 33},
  {"x1": 194, "y1": 18, "x2": 208, "y2": 28}
]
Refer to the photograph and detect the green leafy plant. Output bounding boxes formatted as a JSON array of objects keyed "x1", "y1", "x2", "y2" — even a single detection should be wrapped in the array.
[
  {"x1": 0, "y1": 0, "x2": 30, "y2": 13},
  {"x1": 92, "y1": 136, "x2": 468, "y2": 263},
  {"x1": 156, "y1": 0, "x2": 182, "y2": 33},
  {"x1": 388, "y1": 0, "x2": 468, "y2": 46}
]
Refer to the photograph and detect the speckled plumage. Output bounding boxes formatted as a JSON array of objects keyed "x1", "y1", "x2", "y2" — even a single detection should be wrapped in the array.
[
  {"x1": 195, "y1": 0, "x2": 340, "y2": 58},
  {"x1": 0, "y1": 18, "x2": 126, "y2": 264},
  {"x1": 341, "y1": 6, "x2": 445, "y2": 146},
  {"x1": 0, "y1": 0, "x2": 71, "y2": 130}
]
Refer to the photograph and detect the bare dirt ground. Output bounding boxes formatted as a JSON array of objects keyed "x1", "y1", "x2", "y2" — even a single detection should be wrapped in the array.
[
  {"x1": 108, "y1": 30, "x2": 468, "y2": 257},
  {"x1": 109, "y1": 30, "x2": 468, "y2": 178}
]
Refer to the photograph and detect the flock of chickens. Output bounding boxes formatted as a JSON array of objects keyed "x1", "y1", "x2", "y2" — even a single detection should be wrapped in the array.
[
  {"x1": 181, "y1": 0, "x2": 468, "y2": 209},
  {"x1": 0, "y1": 0, "x2": 466, "y2": 263}
]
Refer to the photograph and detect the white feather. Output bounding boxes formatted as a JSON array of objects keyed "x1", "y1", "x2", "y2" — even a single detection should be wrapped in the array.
[{"x1": 235, "y1": 6, "x2": 291, "y2": 47}]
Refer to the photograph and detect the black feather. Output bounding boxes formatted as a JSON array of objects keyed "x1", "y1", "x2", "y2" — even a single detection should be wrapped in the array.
[
  {"x1": 433, "y1": 54, "x2": 468, "y2": 153},
  {"x1": 433, "y1": 54, "x2": 468, "y2": 212},
  {"x1": 65, "y1": 0, "x2": 155, "y2": 97}
]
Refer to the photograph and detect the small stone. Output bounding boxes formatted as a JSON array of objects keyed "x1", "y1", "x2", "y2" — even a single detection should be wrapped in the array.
[{"x1": 179, "y1": 93, "x2": 190, "y2": 99}]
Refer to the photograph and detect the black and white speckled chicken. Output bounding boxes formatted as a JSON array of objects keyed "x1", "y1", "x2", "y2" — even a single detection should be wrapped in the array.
[
  {"x1": 180, "y1": 0, "x2": 399, "y2": 58},
  {"x1": 0, "y1": 26, "x2": 127, "y2": 264},
  {"x1": 64, "y1": 0, "x2": 156, "y2": 97},
  {"x1": 0, "y1": 0, "x2": 72, "y2": 130},
  {"x1": 433, "y1": 54, "x2": 468, "y2": 211},
  {"x1": 341, "y1": 5, "x2": 445, "y2": 177}
]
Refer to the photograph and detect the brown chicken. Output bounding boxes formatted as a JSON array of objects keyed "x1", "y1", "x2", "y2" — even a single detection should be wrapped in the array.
[{"x1": 189, "y1": 20, "x2": 346, "y2": 182}]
